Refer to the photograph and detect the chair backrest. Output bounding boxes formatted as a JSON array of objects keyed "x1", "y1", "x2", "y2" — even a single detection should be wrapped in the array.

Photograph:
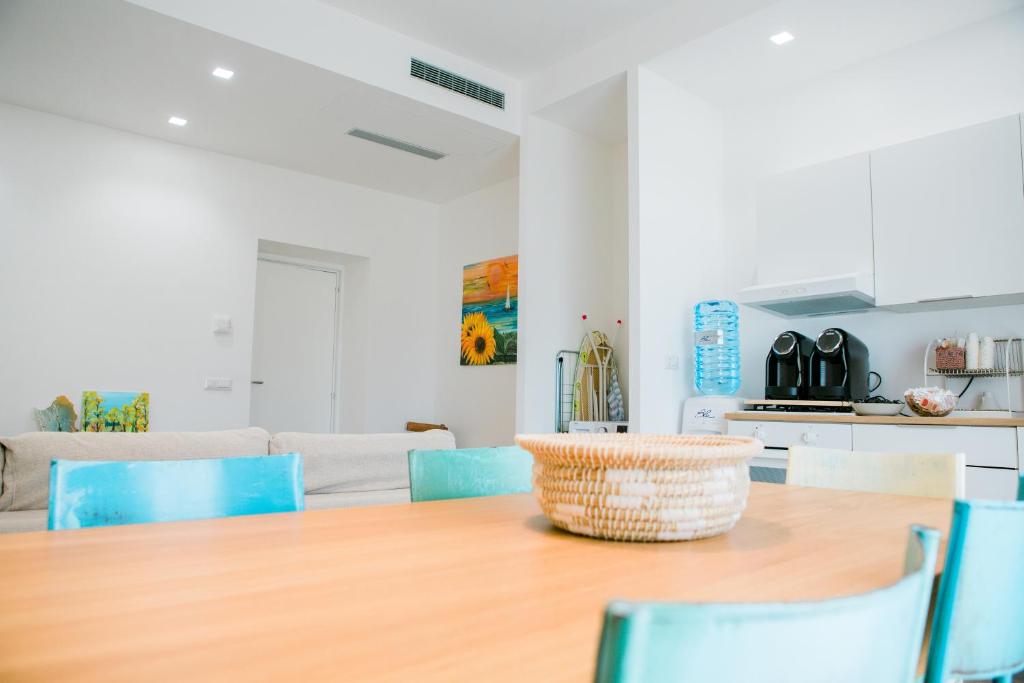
[
  {"x1": 787, "y1": 446, "x2": 965, "y2": 499},
  {"x1": 407, "y1": 447, "x2": 533, "y2": 502},
  {"x1": 48, "y1": 453, "x2": 304, "y2": 530},
  {"x1": 924, "y1": 496, "x2": 1024, "y2": 682},
  {"x1": 595, "y1": 526, "x2": 940, "y2": 683}
]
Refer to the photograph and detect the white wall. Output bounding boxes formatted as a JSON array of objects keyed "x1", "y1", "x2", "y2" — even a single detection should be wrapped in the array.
[
  {"x1": 516, "y1": 114, "x2": 627, "y2": 433},
  {"x1": 435, "y1": 178, "x2": 519, "y2": 447},
  {"x1": 0, "y1": 102, "x2": 441, "y2": 435},
  {"x1": 721, "y1": 10, "x2": 1024, "y2": 409},
  {"x1": 629, "y1": 68, "x2": 726, "y2": 431}
]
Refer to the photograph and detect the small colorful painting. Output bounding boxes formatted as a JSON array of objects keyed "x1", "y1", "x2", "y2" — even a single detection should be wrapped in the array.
[
  {"x1": 81, "y1": 391, "x2": 150, "y2": 433},
  {"x1": 461, "y1": 255, "x2": 518, "y2": 365}
]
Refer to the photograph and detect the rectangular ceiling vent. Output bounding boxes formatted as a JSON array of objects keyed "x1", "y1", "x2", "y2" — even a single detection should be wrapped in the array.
[
  {"x1": 410, "y1": 57, "x2": 505, "y2": 110},
  {"x1": 346, "y1": 128, "x2": 447, "y2": 161}
]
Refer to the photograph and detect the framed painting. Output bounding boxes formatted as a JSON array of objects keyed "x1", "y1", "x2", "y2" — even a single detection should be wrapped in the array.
[
  {"x1": 461, "y1": 255, "x2": 517, "y2": 365},
  {"x1": 81, "y1": 391, "x2": 150, "y2": 432}
]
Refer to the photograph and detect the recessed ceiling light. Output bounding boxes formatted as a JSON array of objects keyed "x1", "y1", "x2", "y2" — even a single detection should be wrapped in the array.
[
  {"x1": 770, "y1": 31, "x2": 795, "y2": 45},
  {"x1": 168, "y1": 116, "x2": 188, "y2": 127},
  {"x1": 212, "y1": 67, "x2": 234, "y2": 80}
]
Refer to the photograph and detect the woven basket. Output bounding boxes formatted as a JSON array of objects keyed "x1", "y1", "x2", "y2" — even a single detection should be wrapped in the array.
[
  {"x1": 515, "y1": 433, "x2": 762, "y2": 542},
  {"x1": 935, "y1": 346, "x2": 965, "y2": 370}
]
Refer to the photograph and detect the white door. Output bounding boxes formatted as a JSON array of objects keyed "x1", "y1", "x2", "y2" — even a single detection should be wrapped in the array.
[{"x1": 250, "y1": 258, "x2": 339, "y2": 433}]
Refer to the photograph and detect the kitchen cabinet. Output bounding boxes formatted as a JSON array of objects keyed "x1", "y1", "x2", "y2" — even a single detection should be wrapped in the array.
[
  {"x1": 755, "y1": 154, "x2": 873, "y2": 286},
  {"x1": 852, "y1": 424, "x2": 1019, "y2": 500},
  {"x1": 727, "y1": 420, "x2": 853, "y2": 480},
  {"x1": 965, "y1": 466, "x2": 1020, "y2": 501},
  {"x1": 872, "y1": 114, "x2": 1024, "y2": 307},
  {"x1": 726, "y1": 417, "x2": 1021, "y2": 500},
  {"x1": 851, "y1": 424, "x2": 1017, "y2": 469}
]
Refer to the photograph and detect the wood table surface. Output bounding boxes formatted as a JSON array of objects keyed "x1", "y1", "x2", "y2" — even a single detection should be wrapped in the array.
[{"x1": 0, "y1": 483, "x2": 952, "y2": 682}]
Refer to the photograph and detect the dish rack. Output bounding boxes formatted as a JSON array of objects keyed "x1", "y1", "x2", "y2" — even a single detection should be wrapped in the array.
[{"x1": 922, "y1": 337, "x2": 1023, "y2": 415}]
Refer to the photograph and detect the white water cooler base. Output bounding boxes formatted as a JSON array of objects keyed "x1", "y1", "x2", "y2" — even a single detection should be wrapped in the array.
[{"x1": 681, "y1": 397, "x2": 744, "y2": 435}]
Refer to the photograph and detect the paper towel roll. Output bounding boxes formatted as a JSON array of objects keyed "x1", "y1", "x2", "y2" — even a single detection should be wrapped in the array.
[
  {"x1": 979, "y1": 336, "x2": 995, "y2": 370},
  {"x1": 965, "y1": 332, "x2": 979, "y2": 370}
]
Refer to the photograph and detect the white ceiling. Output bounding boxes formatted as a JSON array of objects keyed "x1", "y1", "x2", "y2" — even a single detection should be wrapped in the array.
[
  {"x1": 647, "y1": 0, "x2": 1024, "y2": 106},
  {"x1": 0, "y1": 0, "x2": 518, "y2": 204},
  {"x1": 319, "y1": 0, "x2": 681, "y2": 78}
]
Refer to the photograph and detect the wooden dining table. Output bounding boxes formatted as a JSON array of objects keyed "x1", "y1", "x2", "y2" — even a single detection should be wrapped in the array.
[{"x1": 0, "y1": 483, "x2": 951, "y2": 682}]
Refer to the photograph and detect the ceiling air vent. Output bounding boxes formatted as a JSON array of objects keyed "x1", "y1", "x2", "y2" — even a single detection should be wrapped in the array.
[
  {"x1": 410, "y1": 57, "x2": 505, "y2": 110},
  {"x1": 346, "y1": 128, "x2": 447, "y2": 161}
]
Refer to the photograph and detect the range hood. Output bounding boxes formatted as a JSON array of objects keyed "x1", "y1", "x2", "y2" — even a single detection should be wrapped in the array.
[{"x1": 737, "y1": 272, "x2": 875, "y2": 317}]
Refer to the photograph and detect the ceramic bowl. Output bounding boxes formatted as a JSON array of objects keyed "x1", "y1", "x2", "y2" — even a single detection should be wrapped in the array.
[
  {"x1": 852, "y1": 402, "x2": 904, "y2": 417},
  {"x1": 904, "y1": 387, "x2": 957, "y2": 417}
]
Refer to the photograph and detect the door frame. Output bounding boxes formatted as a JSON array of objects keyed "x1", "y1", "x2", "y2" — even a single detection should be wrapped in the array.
[{"x1": 253, "y1": 255, "x2": 343, "y2": 433}]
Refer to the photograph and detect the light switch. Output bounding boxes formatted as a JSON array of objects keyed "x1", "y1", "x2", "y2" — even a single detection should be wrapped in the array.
[
  {"x1": 665, "y1": 354, "x2": 680, "y2": 370},
  {"x1": 212, "y1": 315, "x2": 232, "y2": 334},
  {"x1": 204, "y1": 377, "x2": 233, "y2": 390}
]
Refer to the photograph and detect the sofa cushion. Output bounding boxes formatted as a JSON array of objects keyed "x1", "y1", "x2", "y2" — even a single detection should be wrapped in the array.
[
  {"x1": 304, "y1": 489, "x2": 411, "y2": 511},
  {"x1": 270, "y1": 430, "x2": 456, "y2": 495},
  {"x1": 0, "y1": 428, "x2": 270, "y2": 512},
  {"x1": 0, "y1": 509, "x2": 48, "y2": 534}
]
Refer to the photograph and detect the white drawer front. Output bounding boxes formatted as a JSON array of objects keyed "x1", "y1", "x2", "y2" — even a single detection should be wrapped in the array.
[
  {"x1": 966, "y1": 466, "x2": 1020, "y2": 501},
  {"x1": 852, "y1": 425, "x2": 1017, "y2": 469},
  {"x1": 728, "y1": 420, "x2": 852, "y2": 450}
]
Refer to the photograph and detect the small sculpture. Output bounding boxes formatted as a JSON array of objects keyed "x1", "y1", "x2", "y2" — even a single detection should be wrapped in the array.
[{"x1": 34, "y1": 395, "x2": 79, "y2": 432}]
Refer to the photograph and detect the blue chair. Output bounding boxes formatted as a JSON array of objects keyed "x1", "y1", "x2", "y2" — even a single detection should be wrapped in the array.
[
  {"x1": 924, "y1": 496, "x2": 1024, "y2": 683},
  {"x1": 407, "y1": 447, "x2": 533, "y2": 502},
  {"x1": 595, "y1": 526, "x2": 940, "y2": 683},
  {"x1": 48, "y1": 453, "x2": 304, "y2": 530}
]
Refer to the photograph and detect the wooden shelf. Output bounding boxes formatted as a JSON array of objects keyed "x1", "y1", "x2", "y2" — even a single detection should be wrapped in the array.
[{"x1": 725, "y1": 412, "x2": 1024, "y2": 428}]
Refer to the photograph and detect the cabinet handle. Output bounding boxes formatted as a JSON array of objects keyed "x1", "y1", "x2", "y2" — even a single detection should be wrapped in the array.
[
  {"x1": 801, "y1": 431, "x2": 818, "y2": 444},
  {"x1": 916, "y1": 295, "x2": 974, "y2": 304}
]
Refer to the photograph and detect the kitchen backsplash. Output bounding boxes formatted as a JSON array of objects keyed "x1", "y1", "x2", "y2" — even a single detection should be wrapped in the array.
[{"x1": 737, "y1": 302, "x2": 1024, "y2": 410}]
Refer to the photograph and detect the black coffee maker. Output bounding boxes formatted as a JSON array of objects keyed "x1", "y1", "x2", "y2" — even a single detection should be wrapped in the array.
[
  {"x1": 808, "y1": 328, "x2": 869, "y2": 401},
  {"x1": 765, "y1": 331, "x2": 814, "y2": 400}
]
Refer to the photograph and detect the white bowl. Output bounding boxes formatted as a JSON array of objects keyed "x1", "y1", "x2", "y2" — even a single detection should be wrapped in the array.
[{"x1": 852, "y1": 402, "x2": 904, "y2": 417}]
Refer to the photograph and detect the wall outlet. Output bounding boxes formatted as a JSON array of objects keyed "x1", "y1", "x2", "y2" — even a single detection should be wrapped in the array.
[
  {"x1": 665, "y1": 354, "x2": 680, "y2": 370},
  {"x1": 204, "y1": 377, "x2": 233, "y2": 390}
]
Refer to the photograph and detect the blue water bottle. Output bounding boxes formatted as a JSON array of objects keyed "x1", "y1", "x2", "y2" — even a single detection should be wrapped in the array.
[{"x1": 694, "y1": 300, "x2": 740, "y2": 396}]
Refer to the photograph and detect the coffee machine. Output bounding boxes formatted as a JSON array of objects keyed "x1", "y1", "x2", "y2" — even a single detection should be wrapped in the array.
[
  {"x1": 808, "y1": 328, "x2": 869, "y2": 401},
  {"x1": 764, "y1": 331, "x2": 813, "y2": 400}
]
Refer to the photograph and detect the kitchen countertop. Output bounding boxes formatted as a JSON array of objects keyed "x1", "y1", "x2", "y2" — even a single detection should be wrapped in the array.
[{"x1": 725, "y1": 412, "x2": 1024, "y2": 427}]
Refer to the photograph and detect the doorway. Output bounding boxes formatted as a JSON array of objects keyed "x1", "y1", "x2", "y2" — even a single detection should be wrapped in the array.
[{"x1": 250, "y1": 257, "x2": 340, "y2": 433}]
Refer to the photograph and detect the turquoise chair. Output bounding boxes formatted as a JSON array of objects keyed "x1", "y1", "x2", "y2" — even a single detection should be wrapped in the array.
[
  {"x1": 595, "y1": 526, "x2": 940, "y2": 683},
  {"x1": 924, "y1": 495, "x2": 1024, "y2": 683},
  {"x1": 48, "y1": 453, "x2": 304, "y2": 530},
  {"x1": 407, "y1": 447, "x2": 533, "y2": 502}
]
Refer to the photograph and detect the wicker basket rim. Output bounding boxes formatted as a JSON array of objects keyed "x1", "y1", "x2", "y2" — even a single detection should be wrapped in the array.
[{"x1": 515, "y1": 433, "x2": 762, "y2": 464}]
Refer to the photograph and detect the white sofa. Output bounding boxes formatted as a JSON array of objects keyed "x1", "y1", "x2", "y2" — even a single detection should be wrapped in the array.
[{"x1": 0, "y1": 427, "x2": 456, "y2": 533}]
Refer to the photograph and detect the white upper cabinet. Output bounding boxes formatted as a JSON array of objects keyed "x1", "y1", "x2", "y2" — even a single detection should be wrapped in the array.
[
  {"x1": 755, "y1": 154, "x2": 874, "y2": 285},
  {"x1": 872, "y1": 115, "x2": 1024, "y2": 307}
]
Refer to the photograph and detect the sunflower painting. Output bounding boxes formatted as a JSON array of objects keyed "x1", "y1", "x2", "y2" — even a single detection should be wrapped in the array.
[{"x1": 461, "y1": 255, "x2": 517, "y2": 365}]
